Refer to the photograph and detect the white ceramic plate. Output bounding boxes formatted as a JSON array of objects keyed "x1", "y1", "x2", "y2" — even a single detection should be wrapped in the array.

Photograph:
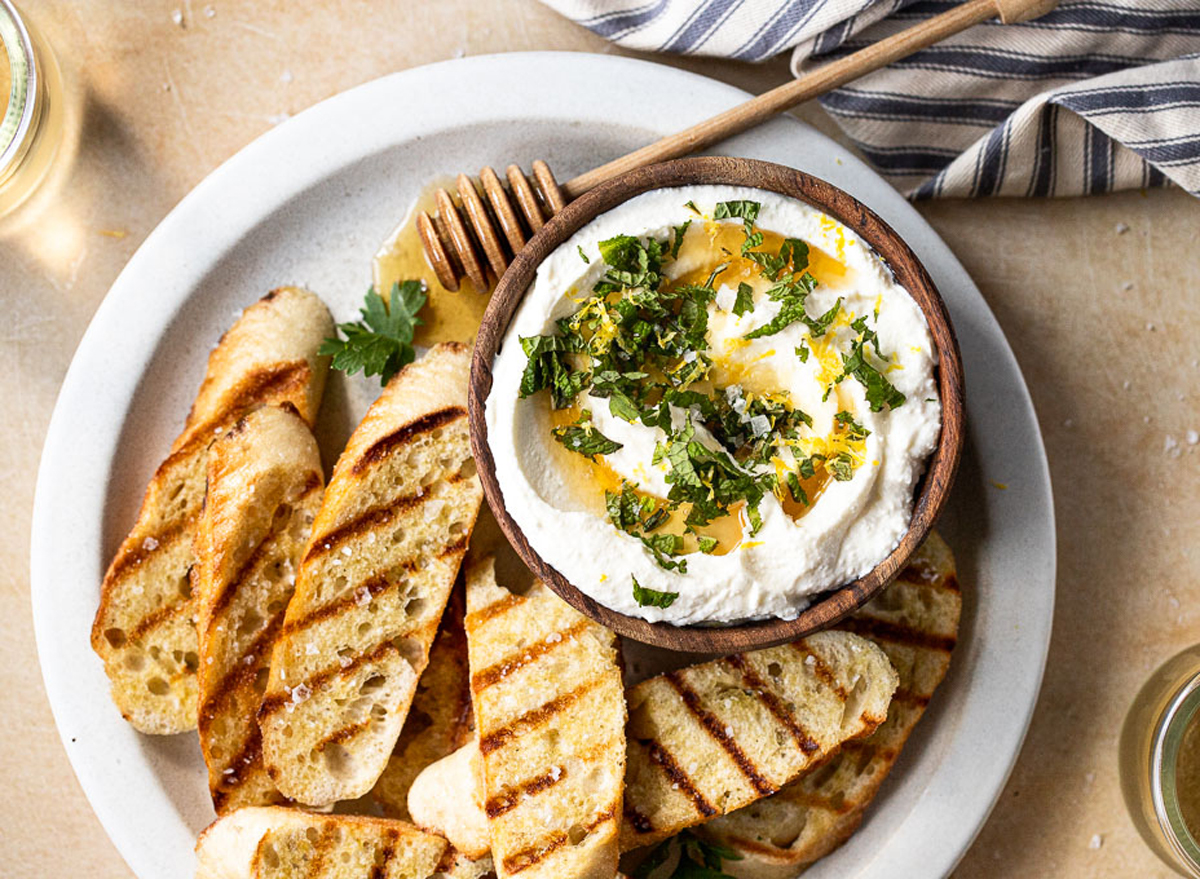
[{"x1": 31, "y1": 52, "x2": 1054, "y2": 879}]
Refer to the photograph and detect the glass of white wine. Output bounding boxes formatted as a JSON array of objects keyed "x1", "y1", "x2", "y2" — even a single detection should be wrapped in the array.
[
  {"x1": 0, "y1": 0, "x2": 69, "y2": 223},
  {"x1": 1121, "y1": 645, "x2": 1200, "y2": 877}
]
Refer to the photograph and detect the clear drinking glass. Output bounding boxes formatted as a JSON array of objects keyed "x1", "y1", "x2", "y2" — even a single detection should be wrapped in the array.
[
  {"x1": 0, "y1": 0, "x2": 69, "y2": 222},
  {"x1": 1120, "y1": 645, "x2": 1200, "y2": 877}
]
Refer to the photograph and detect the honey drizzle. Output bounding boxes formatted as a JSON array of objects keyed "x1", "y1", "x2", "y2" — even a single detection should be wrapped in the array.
[{"x1": 371, "y1": 180, "x2": 494, "y2": 348}]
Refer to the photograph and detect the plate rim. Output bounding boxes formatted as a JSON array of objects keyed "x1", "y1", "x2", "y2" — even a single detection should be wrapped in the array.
[{"x1": 30, "y1": 50, "x2": 1055, "y2": 879}]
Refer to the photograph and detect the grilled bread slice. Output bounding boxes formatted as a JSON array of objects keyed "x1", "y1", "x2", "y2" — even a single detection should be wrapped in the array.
[
  {"x1": 195, "y1": 806, "x2": 446, "y2": 879},
  {"x1": 372, "y1": 582, "x2": 474, "y2": 820},
  {"x1": 259, "y1": 342, "x2": 483, "y2": 806},
  {"x1": 694, "y1": 532, "x2": 961, "y2": 877},
  {"x1": 413, "y1": 628, "x2": 897, "y2": 860},
  {"x1": 620, "y1": 630, "x2": 897, "y2": 852},
  {"x1": 466, "y1": 558, "x2": 626, "y2": 879},
  {"x1": 435, "y1": 852, "x2": 496, "y2": 879},
  {"x1": 194, "y1": 405, "x2": 326, "y2": 813},
  {"x1": 91, "y1": 287, "x2": 333, "y2": 734},
  {"x1": 409, "y1": 739, "x2": 491, "y2": 860}
]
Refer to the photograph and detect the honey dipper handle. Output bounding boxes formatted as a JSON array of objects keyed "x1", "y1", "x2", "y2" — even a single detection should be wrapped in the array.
[{"x1": 561, "y1": 0, "x2": 1058, "y2": 198}]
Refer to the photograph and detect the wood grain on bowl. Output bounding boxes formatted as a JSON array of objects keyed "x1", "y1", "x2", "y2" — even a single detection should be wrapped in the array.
[{"x1": 468, "y1": 156, "x2": 964, "y2": 652}]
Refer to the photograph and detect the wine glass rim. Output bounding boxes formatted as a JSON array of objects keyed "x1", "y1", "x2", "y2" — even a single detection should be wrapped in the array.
[
  {"x1": 1151, "y1": 669, "x2": 1200, "y2": 874},
  {"x1": 0, "y1": 0, "x2": 38, "y2": 175}
]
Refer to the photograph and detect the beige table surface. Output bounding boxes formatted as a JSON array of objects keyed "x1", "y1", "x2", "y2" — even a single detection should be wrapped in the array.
[{"x1": 3, "y1": 1, "x2": 1198, "y2": 877}]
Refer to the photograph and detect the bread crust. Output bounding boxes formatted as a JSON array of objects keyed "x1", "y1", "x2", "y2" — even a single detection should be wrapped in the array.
[{"x1": 91, "y1": 287, "x2": 333, "y2": 734}]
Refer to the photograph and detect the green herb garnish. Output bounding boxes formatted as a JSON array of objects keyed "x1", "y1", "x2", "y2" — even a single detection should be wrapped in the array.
[
  {"x1": 732, "y1": 282, "x2": 754, "y2": 317},
  {"x1": 578, "y1": 245, "x2": 590, "y2": 263},
  {"x1": 830, "y1": 316, "x2": 906, "y2": 411},
  {"x1": 631, "y1": 575, "x2": 679, "y2": 609},
  {"x1": 632, "y1": 830, "x2": 741, "y2": 878},
  {"x1": 551, "y1": 410, "x2": 622, "y2": 460},
  {"x1": 319, "y1": 281, "x2": 426, "y2": 386}
]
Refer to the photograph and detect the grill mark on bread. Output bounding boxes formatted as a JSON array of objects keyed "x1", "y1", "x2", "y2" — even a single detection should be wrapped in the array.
[
  {"x1": 317, "y1": 717, "x2": 375, "y2": 751},
  {"x1": 837, "y1": 617, "x2": 957, "y2": 653},
  {"x1": 468, "y1": 591, "x2": 528, "y2": 626},
  {"x1": 207, "y1": 486, "x2": 318, "y2": 622},
  {"x1": 478, "y1": 676, "x2": 601, "y2": 755},
  {"x1": 259, "y1": 638, "x2": 401, "y2": 717},
  {"x1": 352, "y1": 407, "x2": 467, "y2": 475},
  {"x1": 368, "y1": 829, "x2": 399, "y2": 879},
  {"x1": 471, "y1": 618, "x2": 590, "y2": 693},
  {"x1": 789, "y1": 643, "x2": 848, "y2": 701},
  {"x1": 199, "y1": 607, "x2": 286, "y2": 724},
  {"x1": 127, "y1": 597, "x2": 192, "y2": 642},
  {"x1": 665, "y1": 671, "x2": 777, "y2": 797},
  {"x1": 724, "y1": 655, "x2": 820, "y2": 754},
  {"x1": 891, "y1": 686, "x2": 932, "y2": 707},
  {"x1": 104, "y1": 519, "x2": 190, "y2": 584},
  {"x1": 303, "y1": 471, "x2": 469, "y2": 565},
  {"x1": 898, "y1": 560, "x2": 954, "y2": 590},
  {"x1": 500, "y1": 806, "x2": 616, "y2": 875},
  {"x1": 209, "y1": 724, "x2": 267, "y2": 811},
  {"x1": 285, "y1": 537, "x2": 468, "y2": 637},
  {"x1": 485, "y1": 767, "x2": 569, "y2": 818},
  {"x1": 623, "y1": 804, "x2": 655, "y2": 835},
  {"x1": 183, "y1": 360, "x2": 313, "y2": 448},
  {"x1": 640, "y1": 738, "x2": 717, "y2": 821}
]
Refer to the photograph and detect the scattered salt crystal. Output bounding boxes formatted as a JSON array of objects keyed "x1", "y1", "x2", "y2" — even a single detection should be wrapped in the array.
[
  {"x1": 288, "y1": 684, "x2": 311, "y2": 709},
  {"x1": 546, "y1": 632, "x2": 562, "y2": 644},
  {"x1": 452, "y1": 47, "x2": 465, "y2": 59},
  {"x1": 1115, "y1": 222, "x2": 1130, "y2": 235},
  {"x1": 805, "y1": 654, "x2": 816, "y2": 666},
  {"x1": 342, "y1": 546, "x2": 352, "y2": 557},
  {"x1": 142, "y1": 536, "x2": 159, "y2": 552},
  {"x1": 714, "y1": 286, "x2": 737, "y2": 313},
  {"x1": 171, "y1": 9, "x2": 184, "y2": 26},
  {"x1": 223, "y1": 768, "x2": 235, "y2": 775},
  {"x1": 305, "y1": 643, "x2": 319, "y2": 655},
  {"x1": 749, "y1": 414, "x2": 770, "y2": 437},
  {"x1": 280, "y1": 69, "x2": 293, "y2": 84},
  {"x1": 550, "y1": 765, "x2": 562, "y2": 780},
  {"x1": 1146, "y1": 322, "x2": 1156, "y2": 332},
  {"x1": 1187, "y1": 430, "x2": 1199, "y2": 445},
  {"x1": 724, "y1": 726, "x2": 733, "y2": 737},
  {"x1": 1121, "y1": 281, "x2": 1134, "y2": 291},
  {"x1": 1122, "y1": 380, "x2": 1132, "y2": 391},
  {"x1": 355, "y1": 587, "x2": 372, "y2": 606},
  {"x1": 204, "y1": 5, "x2": 215, "y2": 17},
  {"x1": 1089, "y1": 834, "x2": 1103, "y2": 850},
  {"x1": 1165, "y1": 435, "x2": 1181, "y2": 457}
]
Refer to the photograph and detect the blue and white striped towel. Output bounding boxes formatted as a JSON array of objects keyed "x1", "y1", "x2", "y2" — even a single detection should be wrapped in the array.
[{"x1": 542, "y1": 0, "x2": 1200, "y2": 198}]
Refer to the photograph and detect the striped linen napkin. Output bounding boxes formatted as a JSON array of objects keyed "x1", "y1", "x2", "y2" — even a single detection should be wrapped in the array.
[{"x1": 541, "y1": 0, "x2": 1200, "y2": 198}]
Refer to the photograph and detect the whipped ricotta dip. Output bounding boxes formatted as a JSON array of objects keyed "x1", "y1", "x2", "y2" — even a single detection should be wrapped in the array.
[{"x1": 486, "y1": 185, "x2": 941, "y2": 625}]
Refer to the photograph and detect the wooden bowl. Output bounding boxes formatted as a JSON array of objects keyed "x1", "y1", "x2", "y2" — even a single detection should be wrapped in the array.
[{"x1": 468, "y1": 156, "x2": 964, "y2": 652}]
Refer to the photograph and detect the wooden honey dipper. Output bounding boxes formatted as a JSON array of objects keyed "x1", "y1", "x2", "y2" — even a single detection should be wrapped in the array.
[{"x1": 418, "y1": 0, "x2": 1058, "y2": 291}]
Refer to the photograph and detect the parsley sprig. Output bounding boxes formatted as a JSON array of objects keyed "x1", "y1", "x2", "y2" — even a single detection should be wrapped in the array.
[
  {"x1": 320, "y1": 281, "x2": 426, "y2": 386},
  {"x1": 632, "y1": 830, "x2": 742, "y2": 879}
]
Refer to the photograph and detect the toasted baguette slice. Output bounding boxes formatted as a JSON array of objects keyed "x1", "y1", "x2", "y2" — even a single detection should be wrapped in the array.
[
  {"x1": 193, "y1": 405, "x2": 326, "y2": 813},
  {"x1": 435, "y1": 852, "x2": 496, "y2": 879},
  {"x1": 621, "y1": 630, "x2": 897, "y2": 851},
  {"x1": 694, "y1": 532, "x2": 961, "y2": 877},
  {"x1": 466, "y1": 559, "x2": 626, "y2": 879},
  {"x1": 372, "y1": 582, "x2": 474, "y2": 820},
  {"x1": 414, "y1": 628, "x2": 898, "y2": 861},
  {"x1": 92, "y1": 287, "x2": 332, "y2": 734},
  {"x1": 195, "y1": 806, "x2": 446, "y2": 879},
  {"x1": 259, "y1": 342, "x2": 483, "y2": 805}
]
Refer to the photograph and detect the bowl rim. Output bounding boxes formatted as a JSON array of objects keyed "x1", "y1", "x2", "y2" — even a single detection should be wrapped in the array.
[{"x1": 468, "y1": 155, "x2": 965, "y2": 652}]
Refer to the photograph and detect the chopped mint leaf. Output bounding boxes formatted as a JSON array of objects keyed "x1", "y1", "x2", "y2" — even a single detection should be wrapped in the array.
[
  {"x1": 631, "y1": 575, "x2": 679, "y2": 609},
  {"x1": 670, "y1": 220, "x2": 692, "y2": 259},
  {"x1": 551, "y1": 410, "x2": 622, "y2": 460},
  {"x1": 733, "y1": 282, "x2": 755, "y2": 317},
  {"x1": 319, "y1": 281, "x2": 426, "y2": 386},
  {"x1": 795, "y1": 342, "x2": 810, "y2": 363},
  {"x1": 835, "y1": 410, "x2": 870, "y2": 441},
  {"x1": 834, "y1": 319, "x2": 906, "y2": 412},
  {"x1": 697, "y1": 535, "x2": 718, "y2": 554},
  {"x1": 577, "y1": 245, "x2": 590, "y2": 264},
  {"x1": 786, "y1": 471, "x2": 809, "y2": 506},
  {"x1": 684, "y1": 200, "x2": 701, "y2": 215},
  {"x1": 713, "y1": 200, "x2": 761, "y2": 224}
]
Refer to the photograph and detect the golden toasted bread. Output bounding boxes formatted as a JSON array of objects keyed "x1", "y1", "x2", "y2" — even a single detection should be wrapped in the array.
[
  {"x1": 194, "y1": 806, "x2": 446, "y2": 879},
  {"x1": 409, "y1": 741, "x2": 491, "y2": 860},
  {"x1": 193, "y1": 405, "x2": 325, "y2": 813},
  {"x1": 372, "y1": 581, "x2": 474, "y2": 820},
  {"x1": 435, "y1": 851, "x2": 496, "y2": 879},
  {"x1": 91, "y1": 287, "x2": 332, "y2": 734},
  {"x1": 692, "y1": 532, "x2": 961, "y2": 877},
  {"x1": 466, "y1": 559, "x2": 626, "y2": 879},
  {"x1": 621, "y1": 630, "x2": 897, "y2": 852},
  {"x1": 259, "y1": 342, "x2": 483, "y2": 805}
]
